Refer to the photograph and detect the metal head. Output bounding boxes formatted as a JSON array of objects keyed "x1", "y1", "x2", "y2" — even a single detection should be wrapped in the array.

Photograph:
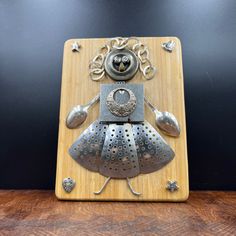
[{"x1": 104, "y1": 49, "x2": 139, "y2": 81}]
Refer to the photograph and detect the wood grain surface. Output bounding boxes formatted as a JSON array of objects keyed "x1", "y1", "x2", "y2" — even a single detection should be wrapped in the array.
[
  {"x1": 55, "y1": 37, "x2": 188, "y2": 201},
  {"x1": 0, "y1": 191, "x2": 235, "y2": 236}
]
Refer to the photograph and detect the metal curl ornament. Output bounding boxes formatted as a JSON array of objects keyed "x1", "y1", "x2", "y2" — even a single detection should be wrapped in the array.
[{"x1": 89, "y1": 37, "x2": 157, "y2": 81}]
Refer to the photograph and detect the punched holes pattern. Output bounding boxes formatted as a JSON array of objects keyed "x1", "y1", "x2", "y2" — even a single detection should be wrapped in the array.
[
  {"x1": 71, "y1": 121, "x2": 108, "y2": 170},
  {"x1": 100, "y1": 125, "x2": 139, "y2": 177},
  {"x1": 132, "y1": 122, "x2": 172, "y2": 170}
]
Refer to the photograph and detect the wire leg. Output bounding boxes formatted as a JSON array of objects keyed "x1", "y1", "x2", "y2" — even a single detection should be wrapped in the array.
[
  {"x1": 126, "y1": 178, "x2": 141, "y2": 196},
  {"x1": 94, "y1": 177, "x2": 111, "y2": 195}
]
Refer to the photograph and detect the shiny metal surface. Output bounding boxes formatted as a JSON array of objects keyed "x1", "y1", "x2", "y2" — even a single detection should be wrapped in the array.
[
  {"x1": 132, "y1": 121, "x2": 175, "y2": 174},
  {"x1": 62, "y1": 177, "x2": 76, "y2": 193},
  {"x1": 69, "y1": 121, "x2": 175, "y2": 178},
  {"x1": 106, "y1": 88, "x2": 137, "y2": 117},
  {"x1": 127, "y1": 177, "x2": 141, "y2": 196},
  {"x1": 104, "y1": 49, "x2": 139, "y2": 81},
  {"x1": 66, "y1": 94, "x2": 100, "y2": 129},
  {"x1": 94, "y1": 177, "x2": 111, "y2": 195},
  {"x1": 69, "y1": 119, "x2": 175, "y2": 195},
  {"x1": 162, "y1": 40, "x2": 175, "y2": 52},
  {"x1": 144, "y1": 97, "x2": 180, "y2": 137},
  {"x1": 100, "y1": 83, "x2": 144, "y2": 123},
  {"x1": 69, "y1": 120, "x2": 108, "y2": 171},
  {"x1": 166, "y1": 180, "x2": 179, "y2": 192},
  {"x1": 71, "y1": 41, "x2": 81, "y2": 52},
  {"x1": 93, "y1": 177, "x2": 141, "y2": 196},
  {"x1": 99, "y1": 123, "x2": 140, "y2": 178}
]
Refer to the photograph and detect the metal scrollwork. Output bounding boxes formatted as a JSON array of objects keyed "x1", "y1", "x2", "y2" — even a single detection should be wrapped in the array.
[{"x1": 106, "y1": 88, "x2": 137, "y2": 117}]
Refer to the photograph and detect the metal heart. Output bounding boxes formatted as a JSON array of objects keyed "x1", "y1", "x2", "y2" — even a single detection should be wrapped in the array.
[{"x1": 62, "y1": 177, "x2": 76, "y2": 193}]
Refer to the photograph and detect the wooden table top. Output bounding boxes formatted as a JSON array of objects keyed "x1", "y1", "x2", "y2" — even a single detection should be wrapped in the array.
[{"x1": 0, "y1": 191, "x2": 235, "y2": 235}]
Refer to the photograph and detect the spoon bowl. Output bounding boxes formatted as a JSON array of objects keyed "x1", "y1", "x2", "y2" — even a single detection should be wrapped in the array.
[
  {"x1": 155, "y1": 111, "x2": 180, "y2": 137},
  {"x1": 144, "y1": 97, "x2": 180, "y2": 137},
  {"x1": 66, "y1": 94, "x2": 100, "y2": 129},
  {"x1": 66, "y1": 106, "x2": 88, "y2": 129}
]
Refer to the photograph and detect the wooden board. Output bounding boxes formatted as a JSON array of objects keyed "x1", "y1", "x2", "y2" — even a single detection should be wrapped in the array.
[{"x1": 55, "y1": 37, "x2": 189, "y2": 201}]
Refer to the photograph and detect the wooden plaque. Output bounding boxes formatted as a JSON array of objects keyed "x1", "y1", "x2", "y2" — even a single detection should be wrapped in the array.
[{"x1": 55, "y1": 37, "x2": 189, "y2": 201}]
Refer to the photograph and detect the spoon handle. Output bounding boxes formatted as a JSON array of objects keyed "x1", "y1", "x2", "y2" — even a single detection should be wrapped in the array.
[
  {"x1": 84, "y1": 94, "x2": 100, "y2": 110},
  {"x1": 144, "y1": 97, "x2": 160, "y2": 115}
]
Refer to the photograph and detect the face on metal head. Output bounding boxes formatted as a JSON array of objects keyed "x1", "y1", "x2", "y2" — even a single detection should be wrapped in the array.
[{"x1": 104, "y1": 49, "x2": 139, "y2": 81}]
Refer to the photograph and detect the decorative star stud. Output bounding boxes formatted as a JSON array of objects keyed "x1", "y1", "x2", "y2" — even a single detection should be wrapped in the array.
[
  {"x1": 71, "y1": 41, "x2": 81, "y2": 52},
  {"x1": 162, "y1": 40, "x2": 175, "y2": 52},
  {"x1": 166, "y1": 180, "x2": 179, "y2": 192}
]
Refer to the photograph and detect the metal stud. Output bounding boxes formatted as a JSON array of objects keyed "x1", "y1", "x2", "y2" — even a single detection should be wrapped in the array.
[
  {"x1": 71, "y1": 41, "x2": 81, "y2": 52},
  {"x1": 162, "y1": 40, "x2": 175, "y2": 52},
  {"x1": 166, "y1": 180, "x2": 179, "y2": 192},
  {"x1": 62, "y1": 177, "x2": 76, "y2": 193}
]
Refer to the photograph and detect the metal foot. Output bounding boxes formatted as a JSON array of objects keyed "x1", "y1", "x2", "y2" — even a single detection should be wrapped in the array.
[
  {"x1": 126, "y1": 178, "x2": 141, "y2": 196},
  {"x1": 94, "y1": 177, "x2": 111, "y2": 195}
]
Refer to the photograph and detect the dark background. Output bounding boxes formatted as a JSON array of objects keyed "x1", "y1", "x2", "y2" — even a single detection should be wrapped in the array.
[{"x1": 0, "y1": 0, "x2": 235, "y2": 190}]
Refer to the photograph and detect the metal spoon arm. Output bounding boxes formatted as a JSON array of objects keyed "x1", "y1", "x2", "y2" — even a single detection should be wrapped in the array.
[
  {"x1": 83, "y1": 94, "x2": 100, "y2": 111},
  {"x1": 66, "y1": 94, "x2": 100, "y2": 129},
  {"x1": 144, "y1": 96, "x2": 161, "y2": 116},
  {"x1": 144, "y1": 96, "x2": 180, "y2": 137}
]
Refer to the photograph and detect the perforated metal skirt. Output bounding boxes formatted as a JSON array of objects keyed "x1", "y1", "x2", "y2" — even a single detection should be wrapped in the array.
[{"x1": 69, "y1": 120, "x2": 174, "y2": 178}]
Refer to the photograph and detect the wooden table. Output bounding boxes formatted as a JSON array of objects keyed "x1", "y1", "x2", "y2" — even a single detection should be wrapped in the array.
[{"x1": 0, "y1": 191, "x2": 235, "y2": 235}]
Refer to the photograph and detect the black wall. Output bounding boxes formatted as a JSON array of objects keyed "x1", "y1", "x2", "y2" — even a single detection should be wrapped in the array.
[{"x1": 0, "y1": 0, "x2": 235, "y2": 189}]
